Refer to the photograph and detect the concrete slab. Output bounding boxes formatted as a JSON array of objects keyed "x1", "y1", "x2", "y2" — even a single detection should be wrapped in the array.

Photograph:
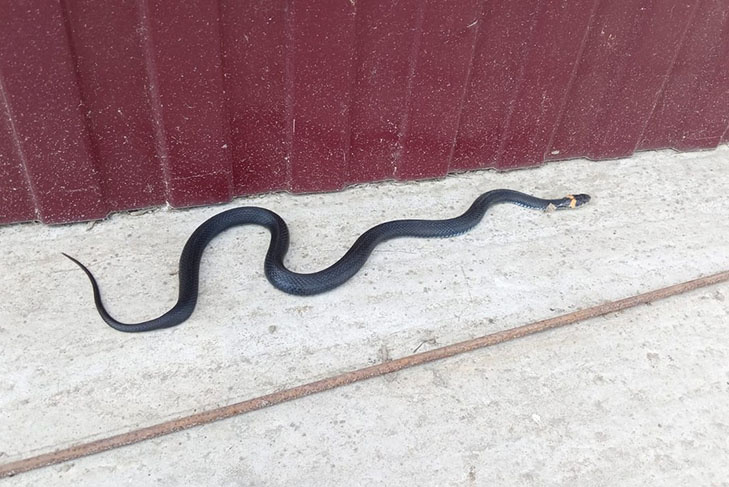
[{"x1": 1, "y1": 147, "x2": 728, "y2": 484}]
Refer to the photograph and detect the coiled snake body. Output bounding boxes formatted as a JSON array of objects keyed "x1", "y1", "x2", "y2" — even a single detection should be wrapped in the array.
[{"x1": 64, "y1": 189, "x2": 590, "y2": 333}]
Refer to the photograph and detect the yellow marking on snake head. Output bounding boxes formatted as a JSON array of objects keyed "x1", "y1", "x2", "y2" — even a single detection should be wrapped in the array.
[{"x1": 566, "y1": 194, "x2": 577, "y2": 208}]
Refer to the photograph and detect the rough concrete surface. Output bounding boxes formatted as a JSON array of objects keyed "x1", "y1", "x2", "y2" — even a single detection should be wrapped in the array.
[{"x1": 1, "y1": 148, "x2": 728, "y2": 485}]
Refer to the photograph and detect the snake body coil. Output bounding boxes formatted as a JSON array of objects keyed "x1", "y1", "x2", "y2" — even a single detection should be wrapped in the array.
[{"x1": 64, "y1": 189, "x2": 590, "y2": 333}]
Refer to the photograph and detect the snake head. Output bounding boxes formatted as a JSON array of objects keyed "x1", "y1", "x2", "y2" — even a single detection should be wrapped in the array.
[{"x1": 557, "y1": 193, "x2": 591, "y2": 209}]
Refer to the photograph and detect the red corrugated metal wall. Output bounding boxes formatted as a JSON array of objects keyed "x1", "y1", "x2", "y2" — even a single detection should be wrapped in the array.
[{"x1": 1, "y1": 0, "x2": 728, "y2": 225}]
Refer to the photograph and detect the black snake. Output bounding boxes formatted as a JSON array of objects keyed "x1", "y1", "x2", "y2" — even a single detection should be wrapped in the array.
[{"x1": 64, "y1": 189, "x2": 590, "y2": 333}]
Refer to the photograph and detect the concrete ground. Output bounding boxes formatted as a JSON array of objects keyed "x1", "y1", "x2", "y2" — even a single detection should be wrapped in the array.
[{"x1": 1, "y1": 148, "x2": 728, "y2": 485}]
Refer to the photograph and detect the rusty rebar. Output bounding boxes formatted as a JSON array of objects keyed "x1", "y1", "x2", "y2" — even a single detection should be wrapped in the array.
[{"x1": 2, "y1": 269, "x2": 729, "y2": 478}]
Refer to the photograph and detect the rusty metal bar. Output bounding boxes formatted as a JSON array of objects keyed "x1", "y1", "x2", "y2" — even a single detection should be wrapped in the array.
[{"x1": 3, "y1": 269, "x2": 729, "y2": 478}]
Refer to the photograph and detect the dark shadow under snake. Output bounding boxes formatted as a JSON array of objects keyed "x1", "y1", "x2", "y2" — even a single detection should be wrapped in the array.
[{"x1": 64, "y1": 189, "x2": 590, "y2": 333}]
